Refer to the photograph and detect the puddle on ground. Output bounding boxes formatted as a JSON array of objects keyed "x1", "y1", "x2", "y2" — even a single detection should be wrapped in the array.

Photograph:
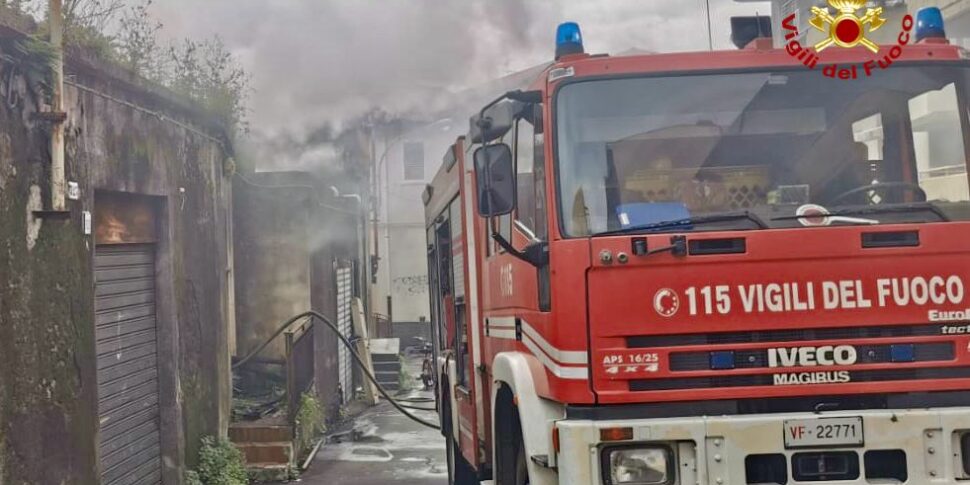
[
  {"x1": 351, "y1": 433, "x2": 385, "y2": 444},
  {"x1": 351, "y1": 447, "x2": 393, "y2": 459}
]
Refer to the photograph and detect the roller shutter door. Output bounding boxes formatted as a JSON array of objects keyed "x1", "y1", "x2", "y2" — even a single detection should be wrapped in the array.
[
  {"x1": 336, "y1": 264, "x2": 354, "y2": 403},
  {"x1": 95, "y1": 244, "x2": 162, "y2": 485}
]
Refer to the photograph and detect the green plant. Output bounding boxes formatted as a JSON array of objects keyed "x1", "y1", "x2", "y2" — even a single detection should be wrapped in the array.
[
  {"x1": 294, "y1": 392, "x2": 326, "y2": 458},
  {"x1": 0, "y1": 35, "x2": 56, "y2": 98},
  {"x1": 166, "y1": 37, "x2": 250, "y2": 134},
  {"x1": 188, "y1": 436, "x2": 248, "y2": 485},
  {"x1": 185, "y1": 470, "x2": 203, "y2": 485},
  {"x1": 14, "y1": 0, "x2": 251, "y2": 136}
]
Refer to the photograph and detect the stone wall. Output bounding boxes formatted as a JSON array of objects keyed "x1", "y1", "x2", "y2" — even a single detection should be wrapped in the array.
[{"x1": 0, "y1": 28, "x2": 233, "y2": 485}]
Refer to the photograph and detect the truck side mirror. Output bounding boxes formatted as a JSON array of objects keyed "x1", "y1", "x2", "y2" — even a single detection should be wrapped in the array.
[
  {"x1": 469, "y1": 100, "x2": 521, "y2": 144},
  {"x1": 474, "y1": 144, "x2": 515, "y2": 217}
]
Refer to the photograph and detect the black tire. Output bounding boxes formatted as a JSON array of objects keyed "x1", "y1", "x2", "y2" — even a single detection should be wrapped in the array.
[
  {"x1": 495, "y1": 390, "x2": 529, "y2": 485},
  {"x1": 447, "y1": 435, "x2": 479, "y2": 485},
  {"x1": 514, "y1": 439, "x2": 529, "y2": 485}
]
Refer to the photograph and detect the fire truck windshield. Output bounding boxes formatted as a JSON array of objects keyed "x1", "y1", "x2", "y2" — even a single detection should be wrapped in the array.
[{"x1": 555, "y1": 65, "x2": 970, "y2": 237}]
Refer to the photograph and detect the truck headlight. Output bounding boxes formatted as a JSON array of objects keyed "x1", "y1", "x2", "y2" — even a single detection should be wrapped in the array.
[{"x1": 604, "y1": 446, "x2": 673, "y2": 485}]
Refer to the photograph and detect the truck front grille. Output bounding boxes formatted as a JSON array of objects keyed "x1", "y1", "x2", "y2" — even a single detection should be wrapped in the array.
[
  {"x1": 669, "y1": 342, "x2": 954, "y2": 371},
  {"x1": 622, "y1": 323, "x2": 970, "y2": 394},
  {"x1": 631, "y1": 366, "x2": 970, "y2": 391}
]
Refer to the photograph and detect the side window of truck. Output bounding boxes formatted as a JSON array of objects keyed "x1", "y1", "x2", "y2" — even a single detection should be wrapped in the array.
[
  {"x1": 515, "y1": 107, "x2": 547, "y2": 240},
  {"x1": 516, "y1": 118, "x2": 537, "y2": 231}
]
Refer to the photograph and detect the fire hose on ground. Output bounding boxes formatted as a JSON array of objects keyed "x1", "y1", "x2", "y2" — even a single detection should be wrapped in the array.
[{"x1": 232, "y1": 310, "x2": 442, "y2": 430}]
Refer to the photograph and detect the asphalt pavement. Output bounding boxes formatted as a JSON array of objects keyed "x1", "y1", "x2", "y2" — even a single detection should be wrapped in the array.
[{"x1": 299, "y1": 360, "x2": 448, "y2": 485}]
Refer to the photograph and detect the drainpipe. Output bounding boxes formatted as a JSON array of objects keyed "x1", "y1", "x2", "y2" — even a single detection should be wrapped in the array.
[{"x1": 49, "y1": 0, "x2": 66, "y2": 211}]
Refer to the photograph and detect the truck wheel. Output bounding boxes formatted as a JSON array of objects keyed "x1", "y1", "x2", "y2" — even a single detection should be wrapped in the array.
[
  {"x1": 496, "y1": 387, "x2": 529, "y2": 485},
  {"x1": 514, "y1": 439, "x2": 529, "y2": 485},
  {"x1": 497, "y1": 426, "x2": 528, "y2": 485},
  {"x1": 447, "y1": 436, "x2": 478, "y2": 485}
]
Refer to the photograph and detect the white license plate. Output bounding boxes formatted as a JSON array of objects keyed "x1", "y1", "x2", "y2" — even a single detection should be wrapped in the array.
[{"x1": 783, "y1": 417, "x2": 864, "y2": 448}]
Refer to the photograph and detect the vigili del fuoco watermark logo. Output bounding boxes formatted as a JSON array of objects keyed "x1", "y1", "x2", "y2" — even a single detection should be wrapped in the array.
[{"x1": 783, "y1": 0, "x2": 915, "y2": 80}]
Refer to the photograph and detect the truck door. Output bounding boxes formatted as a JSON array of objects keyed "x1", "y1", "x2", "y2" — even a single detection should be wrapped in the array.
[
  {"x1": 447, "y1": 196, "x2": 479, "y2": 467},
  {"x1": 430, "y1": 198, "x2": 479, "y2": 467}
]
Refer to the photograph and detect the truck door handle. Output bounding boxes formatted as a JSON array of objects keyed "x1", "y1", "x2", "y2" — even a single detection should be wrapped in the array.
[
  {"x1": 688, "y1": 237, "x2": 747, "y2": 255},
  {"x1": 862, "y1": 230, "x2": 919, "y2": 248}
]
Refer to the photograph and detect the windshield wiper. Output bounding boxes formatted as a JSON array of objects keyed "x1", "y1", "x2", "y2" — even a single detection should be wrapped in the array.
[
  {"x1": 772, "y1": 202, "x2": 950, "y2": 223},
  {"x1": 595, "y1": 211, "x2": 768, "y2": 237}
]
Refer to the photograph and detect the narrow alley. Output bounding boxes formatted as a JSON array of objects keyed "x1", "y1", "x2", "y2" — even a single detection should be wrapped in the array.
[{"x1": 302, "y1": 360, "x2": 447, "y2": 485}]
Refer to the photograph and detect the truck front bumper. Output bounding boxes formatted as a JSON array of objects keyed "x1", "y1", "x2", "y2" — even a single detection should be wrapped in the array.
[{"x1": 555, "y1": 407, "x2": 970, "y2": 485}]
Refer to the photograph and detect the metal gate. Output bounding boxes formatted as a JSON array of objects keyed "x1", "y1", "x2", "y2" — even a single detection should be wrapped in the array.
[
  {"x1": 95, "y1": 244, "x2": 162, "y2": 485},
  {"x1": 336, "y1": 263, "x2": 354, "y2": 403}
]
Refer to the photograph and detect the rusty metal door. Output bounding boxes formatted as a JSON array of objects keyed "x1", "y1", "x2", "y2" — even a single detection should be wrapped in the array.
[
  {"x1": 335, "y1": 262, "x2": 355, "y2": 403},
  {"x1": 95, "y1": 244, "x2": 162, "y2": 485}
]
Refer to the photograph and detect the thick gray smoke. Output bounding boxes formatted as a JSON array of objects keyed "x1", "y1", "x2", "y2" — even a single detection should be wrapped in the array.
[{"x1": 150, "y1": 0, "x2": 769, "y2": 169}]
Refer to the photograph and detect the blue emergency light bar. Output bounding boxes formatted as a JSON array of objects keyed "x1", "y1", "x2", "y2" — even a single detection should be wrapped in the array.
[
  {"x1": 916, "y1": 7, "x2": 946, "y2": 42},
  {"x1": 555, "y1": 22, "x2": 584, "y2": 60}
]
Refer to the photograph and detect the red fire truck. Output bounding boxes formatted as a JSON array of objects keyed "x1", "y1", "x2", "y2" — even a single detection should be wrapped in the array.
[{"x1": 424, "y1": 10, "x2": 970, "y2": 485}]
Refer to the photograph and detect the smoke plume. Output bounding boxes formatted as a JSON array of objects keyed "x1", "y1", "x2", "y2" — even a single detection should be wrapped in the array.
[{"x1": 150, "y1": 0, "x2": 769, "y2": 169}]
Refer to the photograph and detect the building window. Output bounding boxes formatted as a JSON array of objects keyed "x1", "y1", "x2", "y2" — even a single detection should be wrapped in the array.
[{"x1": 403, "y1": 142, "x2": 425, "y2": 181}]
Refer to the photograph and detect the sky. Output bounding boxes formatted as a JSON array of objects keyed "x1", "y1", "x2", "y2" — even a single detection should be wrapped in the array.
[{"x1": 147, "y1": 0, "x2": 772, "y2": 144}]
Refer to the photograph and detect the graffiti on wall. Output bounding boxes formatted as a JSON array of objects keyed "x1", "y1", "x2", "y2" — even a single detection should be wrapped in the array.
[{"x1": 393, "y1": 275, "x2": 428, "y2": 296}]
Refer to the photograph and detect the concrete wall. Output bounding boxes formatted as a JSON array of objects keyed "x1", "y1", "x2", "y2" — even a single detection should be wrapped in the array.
[
  {"x1": 0, "y1": 28, "x2": 232, "y2": 484},
  {"x1": 391, "y1": 321, "x2": 433, "y2": 353},
  {"x1": 233, "y1": 173, "x2": 312, "y2": 361},
  {"x1": 232, "y1": 172, "x2": 362, "y2": 418}
]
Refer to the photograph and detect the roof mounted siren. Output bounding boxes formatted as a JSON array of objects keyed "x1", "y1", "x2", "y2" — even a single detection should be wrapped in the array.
[
  {"x1": 730, "y1": 15, "x2": 773, "y2": 49},
  {"x1": 915, "y1": 7, "x2": 946, "y2": 43},
  {"x1": 555, "y1": 22, "x2": 585, "y2": 60}
]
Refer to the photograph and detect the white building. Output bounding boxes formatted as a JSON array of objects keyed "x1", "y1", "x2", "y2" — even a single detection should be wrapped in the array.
[
  {"x1": 370, "y1": 66, "x2": 547, "y2": 333},
  {"x1": 373, "y1": 118, "x2": 462, "y2": 326}
]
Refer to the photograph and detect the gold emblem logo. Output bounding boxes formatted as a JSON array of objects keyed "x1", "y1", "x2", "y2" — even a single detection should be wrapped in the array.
[{"x1": 810, "y1": 0, "x2": 887, "y2": 53}]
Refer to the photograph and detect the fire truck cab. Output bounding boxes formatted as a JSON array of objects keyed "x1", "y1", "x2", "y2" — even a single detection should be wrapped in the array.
[{"x1": 424, "y1": 10, "x2": 970, "y2": 485}]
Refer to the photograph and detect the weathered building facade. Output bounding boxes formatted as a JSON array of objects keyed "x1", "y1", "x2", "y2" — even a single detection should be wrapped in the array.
[
  {"x1": 0, "y1": 16, "x2": 233, "y2": 485},
  {"x1": 232, "y1": 171, "x2": 364, "y2": 415}
]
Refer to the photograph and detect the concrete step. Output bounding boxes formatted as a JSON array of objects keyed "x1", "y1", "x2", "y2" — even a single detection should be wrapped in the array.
[
  {"x1": 229, "y1": 424, "x2": 293, "y2": 443},
  {"x1": 235, "y1": 441, "x2": 293, "y2": 466},
  {"x1": 372, "y1": 353, "x2": 401, "y2": 363},
  {"x1": 246, "y1": 463, "x2": 292, "y2": 482},
  {"x1": 373, "y1": 360, "x2": 401, "y2": 370}
]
